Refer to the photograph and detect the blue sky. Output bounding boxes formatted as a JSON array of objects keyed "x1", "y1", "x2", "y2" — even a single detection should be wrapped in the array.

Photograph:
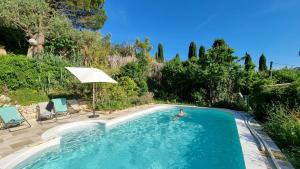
[{"x1": 101, "y1": 0, "x2": 300, "y2": 68}]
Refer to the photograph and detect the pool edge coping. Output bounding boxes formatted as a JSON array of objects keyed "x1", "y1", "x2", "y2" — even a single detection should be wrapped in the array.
[
  {"x1": 0, "y1": 137, "x2": 60, "y2": 169},
  {"x1": 0, "y1": 105, "x2": 268, "y2": 169}
]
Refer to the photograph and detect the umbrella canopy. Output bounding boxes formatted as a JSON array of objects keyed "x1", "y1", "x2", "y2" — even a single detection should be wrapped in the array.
[{"x1": 65, "y1": 67, "x2": 117, "y2": 84}]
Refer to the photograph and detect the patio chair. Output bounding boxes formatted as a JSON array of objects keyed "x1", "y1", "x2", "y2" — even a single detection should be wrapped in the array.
[
  {"x1": 0, "y1": 106, "x2": 31, "y2": 131},
  {"x1": 52, "y1": 98, "x2": 70, "y2": 118},
  {"x1": 67, "y1": 99, "x2": 82, "y2": 114},
  {"x1": 36, "y1": 102, "x2": 55, "y2": 121}
]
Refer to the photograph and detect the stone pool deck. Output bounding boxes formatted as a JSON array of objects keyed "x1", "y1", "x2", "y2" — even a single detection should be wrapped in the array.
[{"x1": 0, "y1": 104, "x2": 156, "y2": 159}]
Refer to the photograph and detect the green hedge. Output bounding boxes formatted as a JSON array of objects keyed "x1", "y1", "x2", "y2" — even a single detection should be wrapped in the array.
[
  {"x1": 251, "y1": 80, "x2": 300, "y2": 120},
  {"x1": 0, "y1": 55, "x2": 75, "y2": 90}
]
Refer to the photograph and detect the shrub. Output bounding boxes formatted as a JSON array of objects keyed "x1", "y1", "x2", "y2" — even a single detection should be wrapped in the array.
[
  {"x1": 0, "y1": 55, "x2": 76, "y2": 90},
  {"x1": 97, "y1": 76, "x2": 138, "y2": 110},
  {"x1": 250, "y1": 79, "x2": 300, "y2": 120},
  {"x1": 212, "y1": 100, "x2": 248, "y2": 111},
  {"x1": 264, "y1": 105, "x2": 300, "y2": 168},
  {"x1": 273, "y1": 68, "x2": 300, "y2": 83},
  {"x1": 191, "y1": 91, "x2": 206, "y2": 106},
  {"x1": 264, "y1": 106, "x2": 300, "y2": 147},
  {"x1": 96, "y1": 76, "x2": 153, "y2": 111},
  {"x1": 133, "y1": 92, "x2": 154, "y2": 105},
  {"x1": 9, "y1": 88, "x2": 48, "y2": 105}
]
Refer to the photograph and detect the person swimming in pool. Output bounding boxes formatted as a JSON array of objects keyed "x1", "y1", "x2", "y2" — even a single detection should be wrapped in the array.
[{"x1": 173, "y1": 109, "x2": 185, "y2": 120}]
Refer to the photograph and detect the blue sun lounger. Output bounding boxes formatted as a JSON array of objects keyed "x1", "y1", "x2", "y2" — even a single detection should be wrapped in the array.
[
  {"x1": 51, "y1": 98, "x2": 70, "y2": 118},
  {"x1": 0, "y1": 106, "x2": 31, "y2": 131}
]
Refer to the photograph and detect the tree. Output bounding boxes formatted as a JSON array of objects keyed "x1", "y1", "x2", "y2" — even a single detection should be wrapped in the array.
[
  {"x1": 175, "y1": 53, "x2": 181, "y2": 63},
  {"x1": 198, "y1": 45, "x2": 205, "y2": 60},
  {"x1": 134, "y1": 38, "x2": 152, "y2": 58},
  {"x1": 204, "y1": 40, "x2": 240, "y2": 103},
  {"x1": 119, "y1": 52, "x2": 150, "y2": 95},
  {"x1": 206, "y1": 39, "x2": 237, "y2": 64},
  {"x1": 0, "y1": 0, "x2": 67, "y2": 57},
  {"x1": 157, "y1": 43, "x2": 164, "y2": 63},
  {"x1": 47, "y1": 0, "x2": 107, "y2": 30},
  {"x1": 242, "y1": 52, "x2": 256, "y2": 95},
  {"x1": 71, "y1": 30, "x2": 110, "y2": 66},
  {"x1": 212, "y1": 39, "x2": 226, "y2": 48},
  {"x1": 154, "y1": 52, "x2": 158, "y2": 61},
  {"x1": 188, "y1": 41, "x2": 197, "y2": 59},
  {"x1": 259, "y1": 54, "x2": 268, "y2": 72},
  {"x1": 244, "y1": 52, "x2": 255, "y2": 72}
]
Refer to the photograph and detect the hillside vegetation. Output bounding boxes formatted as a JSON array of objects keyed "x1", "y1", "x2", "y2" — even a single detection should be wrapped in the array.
[{"x1": 0, "y1": 0, "x2": 299, "y2": 167}]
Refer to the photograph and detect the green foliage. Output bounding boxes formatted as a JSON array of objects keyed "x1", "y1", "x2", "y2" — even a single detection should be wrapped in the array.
[
  {"x1": 250, "y1": 79, "x2": 300, "y2": 120},
  {"x1": 45, "y1": 37, "x2": 78, "y2": 57},
  {"x1": 264, "y1": 105, "x2": 300, "y2": 168},
  {"x1": 47, "y1": 0, "x2": 107, "y2": 30},
  {"x1": 212, "y1": 100, "x2": 248, "y2": 111},
  {"x1": 97, "y1": 76, "x2": 153, "y2": 110},
  {"x1": 9, "y1": 88, "x2": 48, "y2": 105},
  {"x1": 273, "y1": 68, "x2": 300, "y2": 83},
  {"x1": 244, "y1": 52, "x2": 255, "y2": 72},
  {"x1": 135, "y1": 38, "x2": 152, "y2": 58},
  {"x1": 203, "y1": 40, "x2": 241, "y2": 102},
  {"x1": 258, "y1": 54, "x2": 268, "y2": 72},
  {"x1": 265, "y1": 106, "x2": 300, "y2": 147},
  {"x1": 0, "y1": 55, "x2": 77, "y2": 91},
  {"x1": 160, "y1": 59, "x2": 186, "y2": 101},
  {"x1": 111, "y1": 43, "x2": 135, "y2": 57},
  {"x1": 174, "y1": 53, "x2": 181, "y2": 63},
  {"x1": 157, "y1": 43, "x2": 164, "y2": 63},
  {"x1": 188, "y1": 41, "x2": 197, "y2": 59},
  {"x1": 282, "y1": 147, "x2": 300, "y2": 169},
  {"x1": 0, "y1": 0, "x2": 62, "y2": 37},
  {"x1": 71, "y1": 30, "x2": 111, "y2": 67},
  {"x1": 118, "y1": 53, "x2": 150, "y2": 95},
  {"x1": 198, "y1": 45, "x2": 205, "y2": 60},
  {"x1": 157, "y1": 39, "x2": 243, "y2": 104},
  {"x1": 206, "y1": 39, "x2": 237, "y2": 64},
  {"x1": 191, "y1": 91, "x2": 206, "y2": 106}
]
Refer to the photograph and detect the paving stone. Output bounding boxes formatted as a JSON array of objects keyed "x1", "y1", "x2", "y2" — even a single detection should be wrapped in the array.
[
  {"x1": 0, "y1": 147, "x2": 14, "y2": 157},
  {"x1": 10, "y1": 139, "x2": 34, "y2": 149}
]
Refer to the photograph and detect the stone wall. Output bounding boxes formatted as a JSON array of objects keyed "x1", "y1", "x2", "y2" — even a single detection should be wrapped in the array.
[
  {"x1": 0, "y1": 95, "x2": 38, "y2": 124},
  {"x1": 18, "y1": 104, "x2": 38, "y2": 121}
]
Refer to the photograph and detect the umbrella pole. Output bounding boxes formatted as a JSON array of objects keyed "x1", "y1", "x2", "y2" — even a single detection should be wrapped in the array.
[
  {"x1": 89, "y1": 82, "x2": 99, "y2": 118},
  {"x1": 93, "y1": 82, "x2": 95, "y2": 116}
]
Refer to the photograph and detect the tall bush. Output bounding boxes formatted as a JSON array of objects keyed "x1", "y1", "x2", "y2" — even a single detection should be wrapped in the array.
[{"x1": 0, "y1": 55, "x2": 76, "y2": 91}]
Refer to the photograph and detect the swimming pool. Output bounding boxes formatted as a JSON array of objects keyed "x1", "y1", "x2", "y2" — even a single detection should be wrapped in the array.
[{"x1": 17, "y1": 107, "x2": 245, "y2": 169}]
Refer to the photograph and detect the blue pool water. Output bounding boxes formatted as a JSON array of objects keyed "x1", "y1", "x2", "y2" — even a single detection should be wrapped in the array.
[{"x1": 17, "y1": 107, "x2": 245, "y2": 169}]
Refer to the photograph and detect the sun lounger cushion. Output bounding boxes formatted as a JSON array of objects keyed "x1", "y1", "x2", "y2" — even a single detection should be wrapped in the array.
[
  {"x1": 37, "y1": 102, "x2": 54, "y2": 119},
  {"x1": 52, "y1": 98, "x2": 68, "y2": 113},
  {"x1": 0, "y1": 106, "x2": 24, "y2": 125},
  {"x1": 67, "y1": 99, "x2": 81, "y2": 111}
]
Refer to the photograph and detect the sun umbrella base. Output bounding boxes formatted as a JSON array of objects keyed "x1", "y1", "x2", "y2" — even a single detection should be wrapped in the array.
[{"x1": 88, "y1": 114, "x2": 99, "y2": 118}]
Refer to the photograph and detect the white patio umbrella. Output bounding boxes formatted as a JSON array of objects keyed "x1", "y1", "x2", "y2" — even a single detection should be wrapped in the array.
[{"x1": 65, "y1": 67, "x2": 117, "y2": 118}]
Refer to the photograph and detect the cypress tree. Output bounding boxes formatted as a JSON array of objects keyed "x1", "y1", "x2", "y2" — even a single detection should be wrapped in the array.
[
  {"x1": 157, "y1": 43, "x2": 164, "y2": 63},
  {"x1": 174, "y1": 53, "x2": 181, "y2": 63},
  {"x1": 154, "y1": 52, "x2": 158, "y2": 61},
  {"x1": 244, "y1": 52, "x2": 255, "y2": 71},
  {"x1": 258, "y1": 54, "x2": 267, "y2": 72},
  {"x1": 188, "y1": 41, "x2": 197, "y2": 59},
  {"x1": 198, "y1": 45, "x2": 205, "y2": 60}
]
